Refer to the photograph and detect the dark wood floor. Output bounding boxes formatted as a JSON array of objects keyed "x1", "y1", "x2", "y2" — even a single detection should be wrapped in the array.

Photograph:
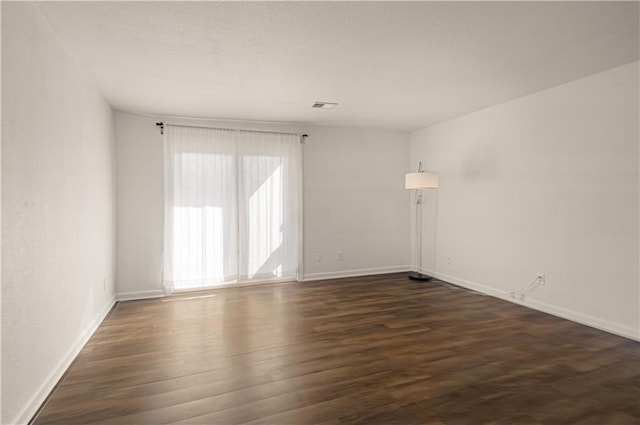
[{"x1": 33, "y1": 274, "x2": 639, "y2": 425}]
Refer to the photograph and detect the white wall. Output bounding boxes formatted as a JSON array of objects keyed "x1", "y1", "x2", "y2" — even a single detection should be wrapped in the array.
[
  {"x1": 302, "y1": 126, "x2": 409, "y2": 279},
  {"x1": 114, "y1": 112, "x2": 164, "y2": 299},
  {"x1": 410, "y1": 61, "x2": 639, "y2": 339},
  {"x1": 1, "y1": 3, "x2": 117, "y2": 424},
  {"x1": 115, "y1": 111, "x2": 409, "y2": 298}
]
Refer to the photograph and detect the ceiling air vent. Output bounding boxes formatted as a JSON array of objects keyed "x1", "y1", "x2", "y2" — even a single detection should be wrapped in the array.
[{"x1": 312, "y1": 102, "x2": 338, "y2": 109}]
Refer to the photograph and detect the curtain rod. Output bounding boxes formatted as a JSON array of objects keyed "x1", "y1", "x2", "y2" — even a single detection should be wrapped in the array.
[{"x1": 155, "y1": 122, "x2": 308, "y2": 142}]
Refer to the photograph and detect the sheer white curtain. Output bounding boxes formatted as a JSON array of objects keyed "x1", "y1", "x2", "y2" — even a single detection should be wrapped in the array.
[{"x1": 163, "y1": 125, "x2": 301, "y2": 293}]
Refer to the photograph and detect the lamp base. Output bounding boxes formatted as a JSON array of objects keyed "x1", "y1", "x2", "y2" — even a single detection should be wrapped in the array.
[{"x1": 408, "y1": 271, "x2": 433, "y2": 281}]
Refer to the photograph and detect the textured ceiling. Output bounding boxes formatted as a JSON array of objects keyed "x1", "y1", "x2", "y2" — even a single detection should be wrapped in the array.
[{"x1": 34, "y1": 1, "x2": 639, "y2": 132}]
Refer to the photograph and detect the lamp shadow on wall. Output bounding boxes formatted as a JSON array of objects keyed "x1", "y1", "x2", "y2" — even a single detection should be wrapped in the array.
[{"x1": 460, "y1": 144, "x2": 498, "y2": 181}]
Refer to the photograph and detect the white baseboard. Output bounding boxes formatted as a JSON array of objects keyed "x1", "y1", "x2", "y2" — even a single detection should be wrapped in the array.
[
  {"x1": 302, "y1": 265, "x2": 410, "y2": 282},
  {"x1": 424, "y1": 269, "x2": 640, "y2": 342},
  {"x1": 11, "y1": 294, "x2": 117, "y2": 425},
  {"x1": 116, "y1": 289, "x2": 165, "y2": 301}
]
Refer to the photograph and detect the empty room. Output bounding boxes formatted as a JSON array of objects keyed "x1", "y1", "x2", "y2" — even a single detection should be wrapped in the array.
[{"x1": 2, "y1": 1, "x2": 639, "y2": 424}]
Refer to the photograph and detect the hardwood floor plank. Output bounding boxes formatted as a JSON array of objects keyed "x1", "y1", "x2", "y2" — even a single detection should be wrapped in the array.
[{"x1": 32, "y1": 273, "x2": 640, "y2": 424}]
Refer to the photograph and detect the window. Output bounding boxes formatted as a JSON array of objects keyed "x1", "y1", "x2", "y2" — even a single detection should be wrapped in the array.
[{"x1": 163, "y1": 125, "x2": 301, "y2": 293}]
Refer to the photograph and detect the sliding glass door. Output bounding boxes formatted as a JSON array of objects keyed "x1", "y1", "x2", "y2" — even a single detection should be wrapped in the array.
[{"x1": 163, "y1": 125, "x2": 301, "y2": 293}]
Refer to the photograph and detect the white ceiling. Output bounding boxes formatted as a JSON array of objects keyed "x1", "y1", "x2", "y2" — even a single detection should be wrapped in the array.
[{"x1": 34, "y1": 1, "x2": 639, "y2": 132}]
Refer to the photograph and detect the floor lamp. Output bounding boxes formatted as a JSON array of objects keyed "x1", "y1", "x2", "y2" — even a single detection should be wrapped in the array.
[{"x1": 405, "y1": 162, "x2": 439, "y2": 281}]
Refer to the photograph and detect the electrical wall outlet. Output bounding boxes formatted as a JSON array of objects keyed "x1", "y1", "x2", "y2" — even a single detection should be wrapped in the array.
[
  {"x1": 102, "y1": 278, "x2": 106, "y2": 290},
  {"x1": 315, "y1": 253, "x2": 322, "y2": 263},
  {"x1": 447, "y1": 257, "x2": 453, "y2": 265},
  {"x1": 509, "y1": 292, "x2": 525, "y2": 301},
  {"x1": 337, "y1": 251, "x2": 344, "y2": 261},
  {"x1": 536, "y1": 273, "x2": 546, "y2": 285}
]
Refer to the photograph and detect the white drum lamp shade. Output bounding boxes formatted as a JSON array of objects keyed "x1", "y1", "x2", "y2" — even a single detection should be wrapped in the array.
[{"x1": 405, "y1": 171, "x2": 439, "y2": 189}]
